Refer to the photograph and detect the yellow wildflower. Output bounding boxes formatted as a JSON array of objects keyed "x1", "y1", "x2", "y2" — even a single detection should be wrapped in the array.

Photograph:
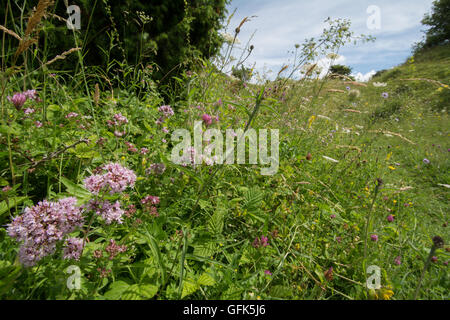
[
  {"x1": 381, "y1": 286, "x2": 394, "y2": 300},
  {"x1": 308, "y1": 115, "x2": 316, "y2": 128},
  {"x1": 386, "y1": 152, "x2": 392, "y2": 161}
]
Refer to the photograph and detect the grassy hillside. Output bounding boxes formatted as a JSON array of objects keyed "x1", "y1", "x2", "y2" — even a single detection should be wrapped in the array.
[{"x1": 1, "y1": 28, "x2": 448, "y2": 300}]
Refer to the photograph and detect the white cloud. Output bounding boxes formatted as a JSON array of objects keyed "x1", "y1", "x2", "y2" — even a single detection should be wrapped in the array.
[
  {"x1": 224, "y1": 0, "x2": 435, "y2": 81},
  {"x1": 353, "y1": 70, "x2": 377, "y2": 82},
  {"x1": 316, "y1": 55, "x2": 347, "y2": 78}
]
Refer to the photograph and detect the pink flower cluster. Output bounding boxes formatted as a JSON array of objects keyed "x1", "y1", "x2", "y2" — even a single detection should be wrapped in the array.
[
  {"x1": 7, "y1": 197, "x2": 84, "y2": 266},
  {"x1": 141, "y1": 195, "x2": 160, "y2": 205},
  {"x1": 252, "y1": 236, "x2": 269, "y2": 248},
  {"x1": 84, "y1": 163, "x2": 136, "y2": 195},
  {"x1": 146, "y1": 163, "x2": 166, "y2": 175},
  {"x1": 108, "y1": 113, "x2": 128, "y2": 137},
  {"x1": 156, "y1": 105, "x2": 174, "y2": 125},
  {"x1": 141, "y1": 195, "x2": 160, "y2": 217},
  {"x1": 201, "y1": 114, "x2": 219, "y2": 126},
  {"x1": 7, "y1": 90, "x2": 41, "y2": 111},
  {"x1": 107, "y1": 113, "x2": 128, "y2": 126},
  {"x1": 63, "y1": 237, "x2": 84, "y2": 261},
  {"x1": 158, "y1": 105, "x2": 174, "y2": 118},
  {"x1": 65, "y1": 112, "x2": 79, "y2": 119},
  {"x1": 105, "y1": 239, "x2": 127, "y2": 260},
  {"x1": 125, "y1": 141, "x2": 138, "y2": 153},
  {"x1": 24, "y1": 108, "x2": 35, "y2": 115},
  {"x1": 85, "y1": 200, "x2": 125, "y2": 224}
]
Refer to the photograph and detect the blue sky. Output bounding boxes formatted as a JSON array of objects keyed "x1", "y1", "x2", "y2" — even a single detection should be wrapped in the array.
[{"x1": 223, "y1": 0, "x2": 434, "y2": 81}]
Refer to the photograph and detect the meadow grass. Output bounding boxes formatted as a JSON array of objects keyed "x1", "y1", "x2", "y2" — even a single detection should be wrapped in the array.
[{"x1": 0, "y1": 6, "x2": 448, "y2": 300}]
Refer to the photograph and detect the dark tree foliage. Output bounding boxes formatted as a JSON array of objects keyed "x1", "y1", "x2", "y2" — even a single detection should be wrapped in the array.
[
  {"x1": 1, "y1": 0, "x2": 229, "y2": 81},
  {"x1": 419, "y1": 0, "x2": 450, "y2": 49},
  {"x1": 329, "y1": 64, "x2": 352, "y2": 76}
]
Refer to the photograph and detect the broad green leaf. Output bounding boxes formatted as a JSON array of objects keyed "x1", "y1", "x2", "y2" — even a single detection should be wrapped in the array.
[
  {"x1": 181, "y1": 278, "x2": 199, "y2": 299},
  {"x1": 103, "y1": 280, "x2": 130, "y2": 300},
  {"x1": 122, "y1": 284, "x2": 159, "y2": 300},
  {"x1": 208, "y1": 206, "x2": 225, "y2": 235},
  {"x1": 193, "y1": 242, "x2": 216, "y2": 258},
  {"x1": 197, "y1": 273, "x2": 215, "y2": 286},
  {"x1": 60, "y1": 176, "x2": 91, "y2": 200}
]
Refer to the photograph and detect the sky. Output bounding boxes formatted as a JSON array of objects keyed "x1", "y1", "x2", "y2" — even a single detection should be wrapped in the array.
[{"x1": 223, "y1": 0, "x2": 434, "y2": 82}]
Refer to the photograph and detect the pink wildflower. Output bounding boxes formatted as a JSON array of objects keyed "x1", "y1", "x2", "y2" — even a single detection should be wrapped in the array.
[
  {"x1": 7, "y1": 93, "x2": 27, "y2": 110},
  {"x1": 105, "y1": 239, "x2": 127, "y2": 260},
  {"x1": 66, "y1": 112, "x2": 79, "y2": 119},
  {"x1": 85, "y1": 200, "x2": 125, "y2": 224},
  {"x1": 158, "y1": 105, "x2": 174, "y2": 118},
  {"x1": 24, "y1": 108, "x2": 35, "y2": 115},
  {"x1": 63, "y1": 237, "x2": 84, "y2": 260},
  {"x1": 113, "y1": 113, "x2": 128, "y2": 125},
  {"x1": 202, "y1": 114, "x2": 213, "y2": 126},
  {"x1": 7, "y1": 197, "x2": 84, "y2": 266},
  {"x1": 141, "y1": 195, "x2": 160, "y2": 205}
]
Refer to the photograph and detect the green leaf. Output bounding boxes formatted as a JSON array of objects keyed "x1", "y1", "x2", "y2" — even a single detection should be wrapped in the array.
[
  {"x1": 122, "y1": 284, "x2": 159, "y2": 300},
  {"x1": 0, "y1": 196, "x2": 28, "y2": 216},
  {"x1": 181, "y1": 278, "x2": 199, "y2": 299},
  {"x1": 208, "y1": 206, "x2": 225, "y2": 235},
  {"x1": 60, "y1": 176, "x2": 91, "y2": 200},
  {"x1": 197, "y1": 273, "x2": 215, "y2": 286},
  {"x1": 243, "y1": 187, "x2": 264, "y2": 211},
  {"x1": 103, "y1": 280, "x2": 130, "y2": 300},
  {"x1": 193, "y1": 242, "x2": 216, "y2": 258},
  {"x1": 0, "y1": 177, "x2": 9, "y2": 186}
]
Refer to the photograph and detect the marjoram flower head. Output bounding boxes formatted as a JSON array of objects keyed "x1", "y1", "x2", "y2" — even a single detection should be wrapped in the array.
[
  {"x1": 7, "y1": 197, "x2": 84, "y2": 266},
  {"x1": 84, "y1": 163, "x2": 136, "y2": 195}
]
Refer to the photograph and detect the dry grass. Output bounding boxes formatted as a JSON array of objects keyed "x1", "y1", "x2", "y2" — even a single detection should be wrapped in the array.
[
  {"x1": 0, "y1": 25, "x2": 22, "y2": 41},
  {"x1": 14, "y1": 0, "x2": 54, "y2": 59},
  {"x1": 327, "y1": 89, "x2": 346, "y2": 93},
  {"x1": 343, "y1": 81, "x2": 368, "y2": 87},
  {"x1": 44, "y1": 47, "x2": 81, "y2": 67},
  {"x1": 24, "y1": 0, "x2": 54, "y2": 37}
]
